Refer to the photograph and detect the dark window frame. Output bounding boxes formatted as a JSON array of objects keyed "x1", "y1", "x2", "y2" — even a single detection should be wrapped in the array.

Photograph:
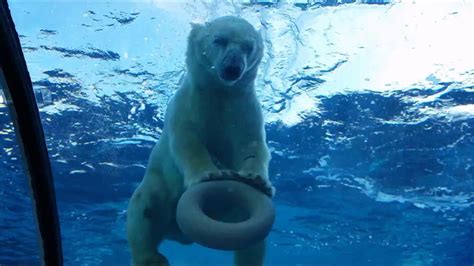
[{"x1": 0, "y1": 1, "x2": 63, "y2": 265}]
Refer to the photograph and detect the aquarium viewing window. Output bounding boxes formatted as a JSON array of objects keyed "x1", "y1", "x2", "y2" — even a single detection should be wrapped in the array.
[
  {"x1": 0, "y1": 2, "x2": 63, "y2": 264},
  {"x1": 1, "y1": 0, "x2": 473, "y2": 265}
]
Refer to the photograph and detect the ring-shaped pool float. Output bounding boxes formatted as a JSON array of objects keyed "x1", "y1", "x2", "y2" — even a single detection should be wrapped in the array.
[{"x1": 176, "y1": 180, "x2": 275, "y2": 250}]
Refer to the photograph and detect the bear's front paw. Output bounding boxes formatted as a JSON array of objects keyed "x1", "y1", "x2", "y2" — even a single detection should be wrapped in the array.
[
  {"x1": 237, "y1": 171, "x2": 275, "y2": 197},
  {"x1": 189, "y1": 170, "x2": 275, "y2": 197},
  {"x1": 201, "y1": 169, "x2": 238, "y2": 182},
  {"x1": 186, "y1": 169, "x2": 237, "y2": 188}
]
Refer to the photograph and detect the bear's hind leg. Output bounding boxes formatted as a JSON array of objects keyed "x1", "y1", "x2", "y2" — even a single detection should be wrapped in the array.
[
  {"x1": 127, "y1": 186, "x2": 172, "y2": 266},
  {"x1": 234, "y1": 241, "x2": 265, "y2": 266}
]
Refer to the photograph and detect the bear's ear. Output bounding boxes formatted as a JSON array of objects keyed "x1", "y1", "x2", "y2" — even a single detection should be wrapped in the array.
[
  {"x1": 189, "y1": 22, "x2": 205, "y2": 40},
  {"x1": 190, "y1": 22, "x2": 204, "y2": 30}
]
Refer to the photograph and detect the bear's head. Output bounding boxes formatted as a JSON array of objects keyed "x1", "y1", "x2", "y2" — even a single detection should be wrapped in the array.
[{"x1": 186, "y1": 16, "x2": 264, "y2": 88}]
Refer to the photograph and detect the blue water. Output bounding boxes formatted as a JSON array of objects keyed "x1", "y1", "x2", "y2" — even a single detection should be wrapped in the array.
[{"x1": 1, "y1": 0, "x2": 473, "y2": 265}]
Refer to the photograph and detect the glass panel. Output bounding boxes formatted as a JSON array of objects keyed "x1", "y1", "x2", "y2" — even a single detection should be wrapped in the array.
[
  {"x1": 0, "y1": 71, "x2": 40, "y2": 264},
  {"x1": 8, "y1": 0, "x2": 474, "y2": 265}
]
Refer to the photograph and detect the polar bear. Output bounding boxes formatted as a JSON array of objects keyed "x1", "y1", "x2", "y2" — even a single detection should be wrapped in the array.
[{"x1": 127, "y1": 16, "x2": 274, "y2": 266}]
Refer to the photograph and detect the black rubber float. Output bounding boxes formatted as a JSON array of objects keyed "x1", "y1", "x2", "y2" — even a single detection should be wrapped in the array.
[{"x1": 176, "y1": 180, "x2": 275, "y2": 251}]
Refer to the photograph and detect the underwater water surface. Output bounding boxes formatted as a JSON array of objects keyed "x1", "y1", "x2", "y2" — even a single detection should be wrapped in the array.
[{"x1": 1, "y1": 0, "x2": 473, "y2": 265}]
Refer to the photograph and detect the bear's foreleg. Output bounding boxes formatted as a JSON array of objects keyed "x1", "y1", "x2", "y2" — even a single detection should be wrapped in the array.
[
  {"x1": 235, "y1": 140, "x2": 274, "y2": 196},
  {"x1": 237, "y1": 140, "x2": 270, "y2": 180},
  {"x1": 169, "y1": 121, "x2": 219, "y2": 188}
]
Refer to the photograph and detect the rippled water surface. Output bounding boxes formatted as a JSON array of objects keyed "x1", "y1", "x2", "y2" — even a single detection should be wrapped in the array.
[{"x1": 1, "y1": 0, "x2": 473, "y2": 265}]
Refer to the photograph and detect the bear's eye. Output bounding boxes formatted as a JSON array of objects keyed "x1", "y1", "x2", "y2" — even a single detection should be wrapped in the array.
[
  {"x1": 242, "y1": 43, "x2": 254, "y2": 54},
  {"x1": 213, "y1": 37, "x2": 228, "y2": 46}
]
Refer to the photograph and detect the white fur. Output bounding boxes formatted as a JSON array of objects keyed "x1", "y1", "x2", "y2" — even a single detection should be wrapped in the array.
[{"x1": 127, "y1": 16, "x2": 272, "y2": 266}]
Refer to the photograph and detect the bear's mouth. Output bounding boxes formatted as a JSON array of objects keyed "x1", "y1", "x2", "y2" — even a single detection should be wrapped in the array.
[{"x1": 221, "y1": 65, "x2": 243, "y2": 81}]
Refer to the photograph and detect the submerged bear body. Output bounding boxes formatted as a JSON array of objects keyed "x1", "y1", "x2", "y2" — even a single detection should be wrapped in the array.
[{"x1": 127, "y1": 16, "x2": 273, "y2": 266}]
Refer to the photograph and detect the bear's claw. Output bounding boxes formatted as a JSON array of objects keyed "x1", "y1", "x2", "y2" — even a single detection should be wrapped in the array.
[
  {"x1": 205, "y1": 169, "x2": 237, "y2": 180},
  {"x1": 200, "y1": 170, "x2": 275, "y2": 197}
]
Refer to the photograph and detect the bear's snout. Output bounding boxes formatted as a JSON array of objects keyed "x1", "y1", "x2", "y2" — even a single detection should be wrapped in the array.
[{"x1": 219, "y1": 49, "x2": 245, "y2": 82}]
